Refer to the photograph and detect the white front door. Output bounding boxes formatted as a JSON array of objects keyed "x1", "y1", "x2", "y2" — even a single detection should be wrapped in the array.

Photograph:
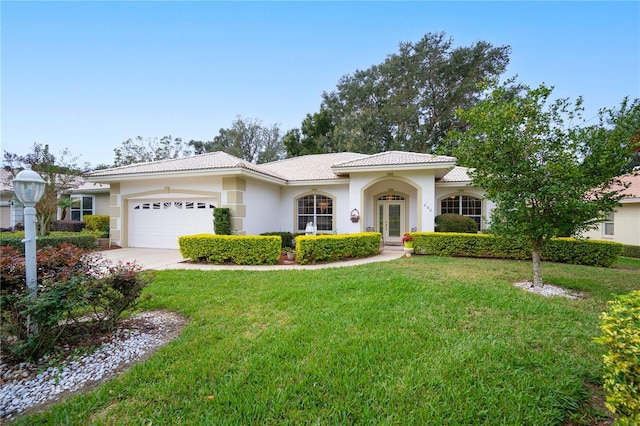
[{"x1": 377, "y1": 197, "x2": 405, "y2": 244}]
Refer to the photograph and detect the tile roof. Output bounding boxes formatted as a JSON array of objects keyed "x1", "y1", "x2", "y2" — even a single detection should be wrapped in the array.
[
  {"x1": 333, "y1": 151, "x2": 456, "y2": 169},
  {"x1": 439, "y1": 166, "x2": 472, "y2": 183},
  {"x1": 85, "y1": 151, "x2": 284, "y2": 179},
  {"x1": 259, "y1": 152, "x2": 369, "y2": 181},
  {"x1": 616, "y1": 172, "x2": 640, "y2": 200}
]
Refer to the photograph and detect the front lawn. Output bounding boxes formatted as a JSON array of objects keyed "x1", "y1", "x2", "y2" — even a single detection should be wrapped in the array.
[{"x1": 14, "y1": 256, "x2": 640, "y2": 425}]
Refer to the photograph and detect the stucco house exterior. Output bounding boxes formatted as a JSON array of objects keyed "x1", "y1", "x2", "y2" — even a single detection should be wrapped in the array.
[
  {"x1": 0, "y1": 168, "x2": 109, "y2": 230},
  {"x1": 583, "y1": 172, "x2": 640, "y2": 246},
  {"x1": 85, "y1": 151, "x2": 495, "y2": 249}
]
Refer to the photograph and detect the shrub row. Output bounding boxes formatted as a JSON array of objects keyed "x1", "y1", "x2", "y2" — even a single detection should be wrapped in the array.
[
  {"x1": 595, "y1": 290, "x2": 640, "y2": 425},
  {"x1": 622, "y1": 244, "x2": 640, "y2": 259},
  {"x1": 51, "y1": 220, "x2": 86, "y2": 232},
  {"x1": 295, "y1": 232, "x2": 382, "y2": 265},
  {"x1": 412, "y1": 233, "x2": 623, "y2": 267},
  {"x1": 0, "y1": 232, "x2": 96, "y2": 253},
  {"x1": 179, "y1": 234, "x2": 281, "y2": 265},
  {"x1": 1, "y1": 244, "x2": 153, "y2": 361}
]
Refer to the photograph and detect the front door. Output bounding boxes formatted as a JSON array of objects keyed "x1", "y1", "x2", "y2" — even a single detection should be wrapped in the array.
[{"x1": 377, "y1": 196, "x2": 405, "y2": 244}]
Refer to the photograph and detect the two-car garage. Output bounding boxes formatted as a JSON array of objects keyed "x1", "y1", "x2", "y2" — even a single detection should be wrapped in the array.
[{"x1": 128, "y1": 198, "x2": 216, "y2": 249}]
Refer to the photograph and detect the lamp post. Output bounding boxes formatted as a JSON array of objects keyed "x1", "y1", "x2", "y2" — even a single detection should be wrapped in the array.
[{"x1": 12, "y1": 165, "x2": 46, "y2": 298}]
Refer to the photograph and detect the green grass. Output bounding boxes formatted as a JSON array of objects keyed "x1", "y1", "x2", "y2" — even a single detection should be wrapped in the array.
[{"x1": 14, "y1": 256, "x2": 640, "y2": 425}]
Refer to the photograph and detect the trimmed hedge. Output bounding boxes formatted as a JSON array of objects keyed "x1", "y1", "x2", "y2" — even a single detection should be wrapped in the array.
[
  {"x1": 622, "y1": 244, "x2": 640, "y2": 259},
  {"x1": 295, "y1": 232, "x2": 382, "y2": 265},
  {"x1": 595, "y1": 290, "x2": 640, "y2": 425},
  {"x1": 213, "y1": 208, "x2": 231, "y2": 235},
  {"x1": 435, "y1": 213, "x2": 478, "y2": 233},
  {"x1": 83, "y1": 215, "x2": 110, "y2": 234},
  {"x1": 0, "y1": 232, "x2": 96, "y2": 253},
  {"x1": 179, "y1": 234, "x2": 280, "y2": 265},
  {"x1": 51, "y1": 220, "x2": 86, "y2": 232},
  {"x1": 412, "y1": 232, "x2": 623, "y2": 267}
]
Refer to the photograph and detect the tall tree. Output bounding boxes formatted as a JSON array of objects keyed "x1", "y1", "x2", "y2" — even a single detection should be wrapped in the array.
[
  {"x1": 450, "y1": 82, "x2": 639, "y2": 287},
  {"x1": 284, "y1": 109, "x2": 337, "y2": 157},
  {"x1": 3, "y1": 143, "x2": 88, "y2": 235},
  {"x1": 113, "y1": 135, "x2": 192, "y2": 166},
  {"x1": 319, "y1": 32, "x2": 511, "y2": 155},
  {"x1": 190, "y1": 116, "x2": 285, "y2": 164}
]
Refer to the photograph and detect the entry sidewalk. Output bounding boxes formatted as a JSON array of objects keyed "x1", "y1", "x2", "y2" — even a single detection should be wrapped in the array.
[{"x1": 100, "y1": 247, "x2": 406, "y2": 271}]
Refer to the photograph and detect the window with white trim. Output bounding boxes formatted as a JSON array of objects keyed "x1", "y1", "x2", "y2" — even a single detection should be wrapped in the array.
[
  {"x1": 70, "y1": 195, "x2": 94, "y2": 221},
  {"x1": 440, "y1": 195, "x2": 482, "y2": 230},
  {"x1": 297, "y1": 194, "x2": 334, "y2": 232},
  {"x1": 603, "y1": 213, "x2": 614, "y2": 236}
]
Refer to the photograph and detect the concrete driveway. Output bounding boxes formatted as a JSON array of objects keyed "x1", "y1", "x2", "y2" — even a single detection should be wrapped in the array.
[{"x1": 99, "y1": 247, "x2": 406, "y2": 271}]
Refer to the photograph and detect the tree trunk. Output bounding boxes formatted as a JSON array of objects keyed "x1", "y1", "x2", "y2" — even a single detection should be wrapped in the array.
[{"x1": 531, "y1": 241, "x2": 544, "y2": 288}]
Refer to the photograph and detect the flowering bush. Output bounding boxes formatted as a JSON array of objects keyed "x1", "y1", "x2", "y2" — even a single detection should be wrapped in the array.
[
  {"x1": 402, "y1": 233, "x2": 414, "y2": 244},
  {"x1": 0, "y1": 244, "x2": 153, "y2": 361}
]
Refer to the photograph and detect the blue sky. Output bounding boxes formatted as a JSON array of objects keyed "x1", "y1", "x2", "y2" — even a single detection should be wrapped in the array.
[{"x1": 2, "y1": 1, "x2": 639, "y2": 168}]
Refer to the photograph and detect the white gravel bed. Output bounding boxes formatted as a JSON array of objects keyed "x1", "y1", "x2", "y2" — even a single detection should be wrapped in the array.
[
  {"x1": 513, "y1": 281, "x2": 583, "y2": 299},
  {"x1": 0, "y1": 310, "x2": 186, "y2": 420}
]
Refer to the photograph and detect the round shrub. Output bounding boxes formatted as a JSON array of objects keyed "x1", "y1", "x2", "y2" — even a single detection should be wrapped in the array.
[{"x1": 435, "y1": 214, "x2": 478, "y2": 233}]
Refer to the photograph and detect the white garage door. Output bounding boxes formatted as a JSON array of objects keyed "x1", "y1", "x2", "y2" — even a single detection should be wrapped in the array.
[{"x1": 129, "y1": 199, "x2": 216, "y2": 249}]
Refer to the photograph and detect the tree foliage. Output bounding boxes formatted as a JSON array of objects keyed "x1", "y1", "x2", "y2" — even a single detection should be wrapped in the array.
[
  {"x1": 190, "y1": 116, "x2": 285, "y2": 164},
  {"x1": 450, "y1": 82, "x2": 639, "y2": 287},
  {"x1": 3, "y1": 143, "x2": 87, "y2": 235},
  {"x1": 283, "y1": 109, "x2": 336, "y2": 157},
  {"x1": 291, "y1": 32, "x2": 510, "y2": 156},
  {"x1": 113, "y1": 135, "x2": 193, "y2": 167}
]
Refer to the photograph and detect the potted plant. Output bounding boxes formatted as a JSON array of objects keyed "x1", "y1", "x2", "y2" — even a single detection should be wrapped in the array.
[
  {"x1": 402, "y1": 232, "x2": 414, "y2": 249},
  {"x1": 284, "y1": 247, "x2": 296, "y2": 261}
]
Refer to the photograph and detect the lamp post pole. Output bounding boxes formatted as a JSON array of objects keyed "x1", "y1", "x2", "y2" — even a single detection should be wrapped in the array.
[
  {"x1": 12, "y1": 165, "x2": 46, "y2": 299},
  {"x1": 22, "y1": 203, "x2": 38, "y2": 298}
]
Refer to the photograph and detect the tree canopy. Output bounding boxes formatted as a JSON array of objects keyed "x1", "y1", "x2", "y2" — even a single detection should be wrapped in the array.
[
  {"x1": 450, "y1": 82, "x2": 639, "y2": 287},
  {"x1": 113, "y1": 136, "x2": 193, "y2": 167},
  {"x1": 286, "y1": 32, "x2": 511, "y2": 157},
  {"x1": 3, "y1": 143, "x2": 87, "y2": 235},
  {"x1": 190, "y1": 116, "x2": 285, "y2": 164}
]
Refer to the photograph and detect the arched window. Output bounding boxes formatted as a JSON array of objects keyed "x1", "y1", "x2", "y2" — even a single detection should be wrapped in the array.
[
  {"x1": 297, "y1": 194, "x2": 333, "y2": 232},
  {"x1": 440, "y1": 195, "x2": 482, "y2": 230}
]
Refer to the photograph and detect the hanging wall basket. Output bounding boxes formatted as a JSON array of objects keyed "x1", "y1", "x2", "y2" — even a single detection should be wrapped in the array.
[{"x1": 350, "y1": 209, "x2": 360, "y2": 223}]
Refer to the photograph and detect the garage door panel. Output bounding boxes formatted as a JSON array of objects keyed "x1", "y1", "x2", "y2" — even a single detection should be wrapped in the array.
[{"x1": 129, "y1": 199, "x2": 215, "y2": 249}]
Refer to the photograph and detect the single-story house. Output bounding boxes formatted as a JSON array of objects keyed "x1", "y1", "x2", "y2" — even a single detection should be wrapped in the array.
[
  {"x1": 583, "y1": 172, "x2": 640, "y2": 246},
  {"x1": 84, "y1": 151, "x2": 495, "y2": 249},
  {"x1": 0, "y1": 168, "x2": 110, "y2": 230}
]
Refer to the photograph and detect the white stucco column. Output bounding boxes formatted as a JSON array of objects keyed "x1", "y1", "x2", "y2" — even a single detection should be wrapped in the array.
[{"x1": 420, "y1": 174, "x2": 436, "y2": 232}]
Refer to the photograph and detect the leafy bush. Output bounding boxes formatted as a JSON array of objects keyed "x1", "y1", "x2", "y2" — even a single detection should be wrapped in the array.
[
  {"x1": 83, "y1": 215, "x2": 110, "y2": 237},
  {"x1": 0, "y1": 232, "x2": 96, "y2": 253},
  {"x1": 179, "y1": 234, "x2": 280, "y2": 265},
  {"x1": 213, "y1": 208, "x2": 231, "y2": 235},
  {"x1": 51, "y1": 220, "x2": 86, "y2": 232},
  {"x1": 435, "y1": 213, "x2": 478, "y2": 233},
  {"x1": 86, "y1": 261, "x2": 154, "y2": 332},
  {"x1": 595, "y1": 290, "x2": 640, "y2": 425},
  {"x1": 0, "y1": 244, "x2": 153, "y2": 361},
  {"x1": 296, "y1": 232, "x2": 381, "y2": 265},
  {"x1": 622, "y1": 244, "x2": 640, "y2": 259},
  {"x1": 413, "y1": 233, "x2": 623, "y2": 267},
  {"x1": 261, "y1": 232, "x2": 294, "y2": 249}
]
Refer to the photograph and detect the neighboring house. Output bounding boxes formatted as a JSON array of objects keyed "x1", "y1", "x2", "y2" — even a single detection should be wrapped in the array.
[
  {"x1": 0, "y1": 168, "x2": 110, "y2": 230},
  {"x1": 85, "y1": 151, "x2": 495, "y2": 249},
  {"x1": 583, "y1": 172, "x2": 640, "y2": 246}
]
